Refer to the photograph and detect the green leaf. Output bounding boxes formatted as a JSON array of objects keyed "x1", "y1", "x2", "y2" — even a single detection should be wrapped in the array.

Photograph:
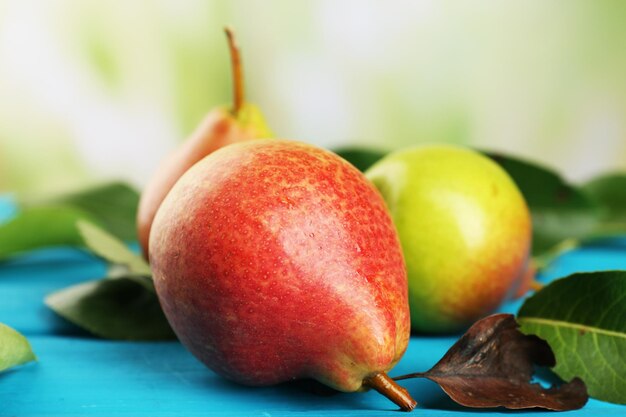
[
  {"x1": 518, "y1": 271, "x2": 626, "y2": 404},
  {"x1": 0, "y1": 182, "x2": 141, "y2": 260},
  {"x1": 583, "y1": 173, "x2": 626, "y2": 231},
  {"x1": 77, "y1": 220, "x2": 151, "y2": 277},
  {"x1": 486, "y1": 152, "x2": 601, "y2": 255},
  {"x1": 45, "y1": 277, "x2": 175, "y2": 341},
  {"x1": 23, "y1": 182, "x2": 140, "y2": 241},
  {"x1": 335, "y1": 148, "x2": 387, "y2": 172},
  {"x1": 0, "y1": 206, "x2": 97, "y2": 260},
  {"x1": 0, "y1": 323, "x2": 36, "y2": 372},
  {"x1": 43, "y1": 221, "x2": 165, "y2": 340}
]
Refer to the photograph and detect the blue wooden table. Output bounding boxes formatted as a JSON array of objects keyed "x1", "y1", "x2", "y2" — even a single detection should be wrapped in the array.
[{"x1": 1, "y1": 201, "x2": 625, "y2": 416}]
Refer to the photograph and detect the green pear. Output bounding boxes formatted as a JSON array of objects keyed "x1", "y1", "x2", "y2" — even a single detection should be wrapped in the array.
[{"x1": 365, "y1": 144, "x2": 532, "y2": 333}]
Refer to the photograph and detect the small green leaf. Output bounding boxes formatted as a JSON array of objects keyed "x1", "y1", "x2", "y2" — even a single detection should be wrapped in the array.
[
  {"x1": 0, "y1": 206, "x2": 97, "y2": 260},
  {"x1": 486, "y1": 153, "x2": 601, "y2": 255},
  {"x1": 583, "y1": 173, "x2": 626, "y2": 230},
  {"x1": 23, "y1": 182, "x2": 140, "y2": 241},
  {"x1": 77, "y1": 220, "x2": 151, "y2": 277},
  {"x1": 0, "y1": 323, "x2": 36, "y2": 372},
  {"x1": 518, "y1": 271, "x2": 626, "y2": 404},
  {"x1": 335, "y1": 148, "x2": 387, "y2": 172},
  {"x1": 45, "y1": 277, "x2": 175, "y2": 341}
]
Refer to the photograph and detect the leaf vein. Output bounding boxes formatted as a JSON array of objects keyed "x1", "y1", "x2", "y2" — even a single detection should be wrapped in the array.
[
  {"x1": 593, "y1": 332, "x2": 626, "y2": 387},
  {"x1": 520, "y1": 317, "x2": 626, "y2": 339}
]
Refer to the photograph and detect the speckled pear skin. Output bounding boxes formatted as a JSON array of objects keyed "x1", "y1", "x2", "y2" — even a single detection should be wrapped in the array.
[
  {"x1": 149, "y1": 140, "x2": 410, "y2": 392},
  {"x1": 366, "y1": 145, "x2": 532, "y2": 333}
]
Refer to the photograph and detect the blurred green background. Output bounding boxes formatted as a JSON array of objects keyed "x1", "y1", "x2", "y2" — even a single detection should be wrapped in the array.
[{"x1": 1, "y1": 0, "x2": 625, "y2": 196}]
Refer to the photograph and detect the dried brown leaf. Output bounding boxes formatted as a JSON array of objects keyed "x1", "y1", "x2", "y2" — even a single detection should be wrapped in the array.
[{"x1": 396, "y1": 314, "x2": 588, "y2": 411}]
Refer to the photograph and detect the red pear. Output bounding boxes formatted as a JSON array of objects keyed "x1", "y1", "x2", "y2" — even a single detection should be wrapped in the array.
[
  {"x1": 137, "y1": 28, "x2": 271, "y2": 258},
  {"x1": 149, "y1": 139, "x2": 415, "y2": 411}
]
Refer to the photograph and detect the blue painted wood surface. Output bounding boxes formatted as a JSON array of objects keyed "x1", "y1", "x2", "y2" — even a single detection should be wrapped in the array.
[{"x1": 1, "y1": 200, "x2": 626, "y2": 415}]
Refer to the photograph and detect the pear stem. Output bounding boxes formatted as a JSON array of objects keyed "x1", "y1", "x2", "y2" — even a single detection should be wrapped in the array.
[
  {"x1": 224, "y1": 26, "x2": 245, "y2": 116},
  {"x1": 363, "y1": 372, "x2": 417, "y2": 412}
]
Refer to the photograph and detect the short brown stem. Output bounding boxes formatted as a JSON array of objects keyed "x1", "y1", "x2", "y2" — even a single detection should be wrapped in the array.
[
  {"x1": 363, "y1": 372, "x2": 417, "y2": 412},
  {"x1": 224, "y1": 26, "x2": 245, "y2": 115}
]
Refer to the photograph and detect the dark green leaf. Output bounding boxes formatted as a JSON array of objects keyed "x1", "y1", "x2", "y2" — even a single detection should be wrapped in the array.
[
  {"x1": 335, "y1": 148, "x2": 387, "y2": 172},
  {"x1": 45, "y1": 277, "x2": 175, "y2": 341},
  {"x1": 77, "y1": 220, "x2": 151, "y2": 278},
  {"x1": 0, "y1": 206, "x2": 97, "y2": 260},
  {"x1": 485, "y1": 152, "x2": 601, "y2": 255},
  {"x1": 23, "y1": 182, "x2": 140, "y2": 241},
  {"x1": 0, "y1": 323, "x2": 36, "y2": 372},
  {"x1": 583, "y1": 173, "x2": 626, "y2": 231},
  {"x1": 518, "y1": 271, "x2": 626, "y2": 404}
]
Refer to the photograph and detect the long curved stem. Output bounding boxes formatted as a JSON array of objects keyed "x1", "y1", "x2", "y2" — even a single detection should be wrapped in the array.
[
  {"x1": 363, "y1": 372, "x2": 417, "y2": 411},
  {"x1": 224, "y1": 26, "x2": 245, "y2": 115}
]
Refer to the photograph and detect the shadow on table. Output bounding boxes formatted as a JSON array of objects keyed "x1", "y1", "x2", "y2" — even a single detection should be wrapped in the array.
[
  {"x1": 203, "y1": 375, "x2": 377, "y2": 412},
  {"x1": 101, "y1": 333, "x2": 553, "y2": 413},
  {"x1": 202, "y1": 371, "x2": 552, "y2": 413}
]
